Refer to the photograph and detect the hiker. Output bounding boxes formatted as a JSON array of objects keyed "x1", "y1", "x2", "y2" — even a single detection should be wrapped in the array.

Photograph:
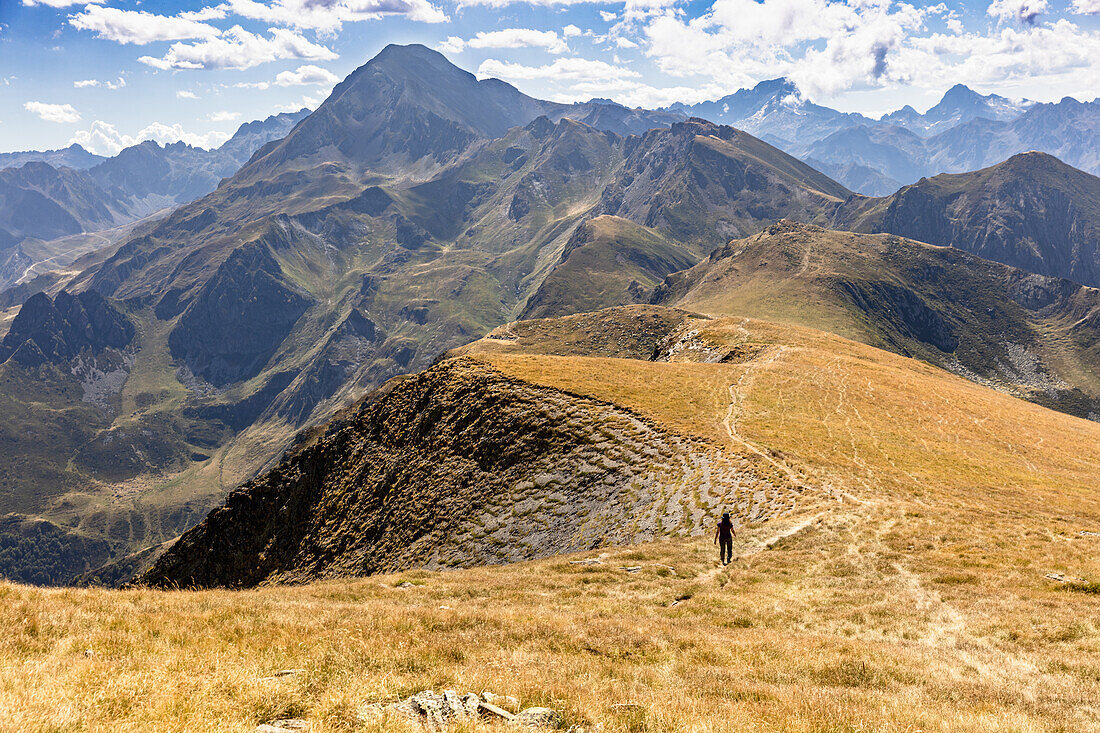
[{"x1": 714, "y1": 511, "x2": 736, "y2": 565}]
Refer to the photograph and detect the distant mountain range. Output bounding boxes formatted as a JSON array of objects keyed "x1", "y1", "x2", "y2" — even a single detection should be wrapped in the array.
[
  {"x1": 0, "y1": 110, "x2": 310, "y2": 268},
  {"x1": 668, "y1": 79, "x2": 1097, "y2": 196},
  {"x1": 0, "y1": 43, "x2": 1097, "y2": 587},
  {"x1": 0, "y1": 144, "x2": 106, "y2": 171}
]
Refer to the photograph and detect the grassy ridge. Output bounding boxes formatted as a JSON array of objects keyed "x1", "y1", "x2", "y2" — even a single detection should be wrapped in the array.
[{"x1": 4, "y1": 310, "x2": 1098, "y2": 729}]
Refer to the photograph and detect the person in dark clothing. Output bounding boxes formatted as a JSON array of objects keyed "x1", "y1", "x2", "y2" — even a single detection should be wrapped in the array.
[{"x1": 714, "y1": 511, "x2": 736, "y2": 565}]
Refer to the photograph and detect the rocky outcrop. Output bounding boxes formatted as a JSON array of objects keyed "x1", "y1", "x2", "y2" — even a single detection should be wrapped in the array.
[
  {"x1": 0, "y1": 290, "x2": 134, "y2": 367},
  {"x1": 140, "y1": 357, "x2": 796, "y2": 588},
  {"x1": 168, "y1": 243, "x2": 312, "y2": 386}
]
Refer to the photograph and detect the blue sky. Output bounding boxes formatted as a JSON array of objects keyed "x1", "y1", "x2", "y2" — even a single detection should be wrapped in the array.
[{"x1": 1, "y1": 0, "x2": 1098, "y2": 154}]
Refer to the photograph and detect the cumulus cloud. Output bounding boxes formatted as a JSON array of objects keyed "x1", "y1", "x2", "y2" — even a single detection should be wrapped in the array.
[
  {"x1": 177, "y1": 90, "x2": 199, "y2": 99},
  {"x1": 24, "y1": 101, "x2": 81, "y2": 123},
  {"x1": 221, "y1": 0, "x2": 447, "y2": 31},
  {"x1": 1072, "y1": 0, "x2": 1100, "y2": 12},
  {"x1": 74, "y1": 77, "x2": 125, "y2": 89},
  {"x1": 438, "y1": 36, "x2": 466, "y2": 53},
  {"x1": 275, "y1": 64, "x2": 340, "y2": 85},
  {"x1": 70, "y1": 120, "x2": 231, "y2": 156},
  {"x1": 639, "y1": 0, "x2": 939, "y2": 97},
  {"x1": 442, "y1": 28, "x2": 570, "y2": 54},
  {"x1": 987, "y1": 0, "x2": 1048, "y2": 24},
  {"x1": 139, "y1": 26, "x2": 337, "y2": 70},
  {"x1": 563, "y1": 24, "x2": 582, "y2": 37},
  {"x1": 69, "y1": 5, "x2": 221, "y2": 44},
  {"x1": 478, "y1": 56, "x2": 640, "y2": 82}
]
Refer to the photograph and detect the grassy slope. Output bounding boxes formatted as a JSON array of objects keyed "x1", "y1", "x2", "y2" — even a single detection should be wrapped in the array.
[
  {"x1": 4, "y1": 312, "x2": 1099, "y2": 730},
  {"x1": 654, "y1": 221, "x2": 1100, "y2": 419},
  {"x1": 520, "y1": 216, "x2": 698, "y2": 319}
]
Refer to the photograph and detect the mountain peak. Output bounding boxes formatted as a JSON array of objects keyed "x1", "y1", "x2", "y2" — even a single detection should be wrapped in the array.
[
  {"x1": 943, "y1": 83, "x2": 979, "y2": 99},
  {"x1": 755, "y1": 77, "x2": 799, "y2": 96},
  {"x1": 997, "y1": 149, "x2": 1067, "y2": 172}
]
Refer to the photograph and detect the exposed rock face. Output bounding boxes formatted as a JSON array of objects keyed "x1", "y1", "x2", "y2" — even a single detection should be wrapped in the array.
[
  {"x1": 140, "y1": 357, "x2": 797, "y2": 588},
  {"x1": 0, "y1": 290, "x2": 134, "y2": 367},
  {"x1": 168, "y1": 243, "x2": 312, "y2": 386}
]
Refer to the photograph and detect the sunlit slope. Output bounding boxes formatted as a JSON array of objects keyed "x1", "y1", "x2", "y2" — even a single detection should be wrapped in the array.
[
  {"x1": 469, "y1": 313, "x2": 1100, "y2": 509},
  {"x1": 4, "y1": 309, "x2": 1100, "y2": 731},
  {"x1": 652, "y1": 220, "x2": 1100, "y2": 419}
]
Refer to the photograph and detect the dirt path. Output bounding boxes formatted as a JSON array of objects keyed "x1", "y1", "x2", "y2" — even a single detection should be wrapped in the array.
[
  {"x1": 696, "y1": 511, "x2": 824, "y2": 585},
  {"x1": 723, "y1": 344, "x2": 805, "y2": 487}
]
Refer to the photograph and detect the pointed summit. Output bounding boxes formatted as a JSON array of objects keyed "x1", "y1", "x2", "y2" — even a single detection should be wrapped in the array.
[{"x1": 236, "y1": 43, "x2": 559, "y2": 180}]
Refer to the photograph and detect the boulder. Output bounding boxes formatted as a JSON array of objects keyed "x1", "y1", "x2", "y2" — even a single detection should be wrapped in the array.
[{"x1": 513, "y1": 707, "x2": 563, "y2": 728}]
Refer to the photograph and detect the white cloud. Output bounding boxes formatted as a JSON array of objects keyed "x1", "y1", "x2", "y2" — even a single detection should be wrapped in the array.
[
  {"x1": 458, "y1": 28, "x2": 570, "y2": 54},
  {"x1": 639, "y1": 0, "x2": 937, "y2": 97},
  {"x1": 24, "y1": 101, "x2": 81, "y2": 123},
  {"x1": 180, "y1": 6, "x2": 230, "y2": 21},
  {"x1": 563, "y1": 24, "x2": 582, "y2": 37},
  {"x1": 438, "y1": 36, "x2": 466, "y2": 53},
  {"x1": 438, "y1": 28, "x2": 571, "y2": 54},
  {"x1": 70, "y1": 120, "x2": 231, "y2": 156},
  {"x1": 615, "y1": 37, "x2": 639, "y2": 48},
  {"x1": 139, "y1": 26, "x2": 337, "y2": 71},
  {"x1": 177, "y1": 90, "x2": 199, "y2": 99},
  {"x1": 69, "y1": 5, "x2": 221, "y2": 45},
  {"x1": 274, "y1": 64, "x2": 340, "y2": 85},
  {"x1": 987, "y1": 0, "x2": 1048, "y2": 24},
  {"x1": 599, "y1": 11, "x2": 617, "y2": 21},
  {"x1": 233, "y1": 81, "x2": 272, "y2": 89},
  {"x1": 1072, "y1": 0, "x2": 1100, "y2": 13},
  {"x1": 208, "y1": 111, "x2": 242, "y2": 121},
  {"x1": 73, "y1": 77, "x2": 125, "y2": 89},
  {"x1": 22, "y1": 0, "x2": 102, "y2": 6},
  {"x1": 221, "y1": 0, "x2": 447, "y2": 31},
  {"x1": 478, "y1": 56, "x2": 640, "y2": 82}
]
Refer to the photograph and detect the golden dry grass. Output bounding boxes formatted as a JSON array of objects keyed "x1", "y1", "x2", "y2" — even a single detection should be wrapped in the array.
[{"x1": 3, "y1": 314, "x2": 1099, "y2": 732}]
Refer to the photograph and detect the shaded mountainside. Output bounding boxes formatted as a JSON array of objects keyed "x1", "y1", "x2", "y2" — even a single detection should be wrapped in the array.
[
  {"x1": 597, "y1": 119, "x2": 850, "y2": 246},
  {"x1": 653, "y1": 220, "x2": 1100, "y2": 419},
  {"x1": 0, "y1": 514, "x2": 113, "y2": 586},
  {"x1": 0, "y1": 162, "x2": 125, "y2": 245},
  {"x1": 835, "y1": 151, "x2": 1100, "y2": 287},
  {"x1": 662, "y1": 80, "x2": 1100, "y2": 196},
  {"x1": 141, "y1": 355, "x2": 800, "y2": 588},
  {"x1": 0, "y1": 290, "x2": 133, "y2": 366}
]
